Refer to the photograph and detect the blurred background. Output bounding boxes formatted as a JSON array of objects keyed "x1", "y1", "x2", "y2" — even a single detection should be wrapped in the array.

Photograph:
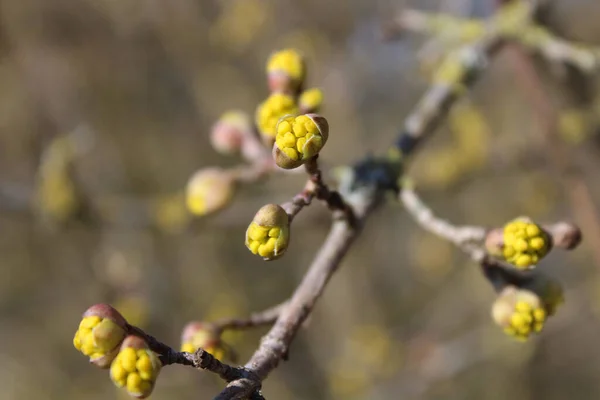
[{"x1": 1, "y1": 0, "x2": 600, "y2": 399}]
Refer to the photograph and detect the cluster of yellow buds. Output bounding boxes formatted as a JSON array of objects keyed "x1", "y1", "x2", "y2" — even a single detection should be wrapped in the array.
[
  {"x1": 501, "y1": 218, "x2": 551, "y2": 269},
  {"x1": 73, "y1": 304, "x2": 128, "y2": 368},
  {"x1": 73, "y1": 304, "x2": 163, "y2": 398},
  {"x1": 110, "y1": 336, "x2": 162, "y2": 399},
  {"x1": 185, "y1": 167, "x2": 235, "y2": 217},
  {"x1": 273, "y1": 114, "x2": 329, "y2": 169},
  {"x1": 492, "y1": 286, "x2": 549, "y2": 341},
  {"x1": 255, "y1": 49, "x2": 325, "y2": 145},
  {"x1": 245, "y1": 204, "x2": 290, "y2": 260},
  {"x1": 299, "y1": 88, "x2": 324, "y2": 113},
  {"x1": 180, "y1": 322, "x2": 227, "y2": 361},
  {"x1": 255, "y1": 93, "x2": 299, "y2": 144},
  {"x1": 266, "y1": 48, "x2": 306, "y2": 94}
]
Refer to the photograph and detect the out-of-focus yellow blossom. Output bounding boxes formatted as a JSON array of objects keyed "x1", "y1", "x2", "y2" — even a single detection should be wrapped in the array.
[
  {"x1": 299, "y1": 88, "x2": 324, "y2": 113},
  {"x1": 492, "y1": 287, "x2": 550, "y2": 341},
  {"x1": 266, "y1": 48, "x2": 305, "y2": 93},
  {"x1": 245, "y1": 204, "x2": 290, "y2": 260},
  {"x1": 502, "y1": 218, "x2": 551, "y2": 269},
  {"x1": 255, "y1": 93, "x2": 298, "y2": 143},
  {"x1": 273, "y1": 114, "x2": 328, "y2": 169},
  {"x1": 180, "y1": 322, "x2": 226, "y2": 361},
  {"x1": 73, "y1": 304, "x2": 128, "y2": 368},
  {"x1": 110, "y1": 336, "x2": 161, "y2": 399},
  {"x1": 558, "y1": 109, "x2": 589, "y2": 145},
  {"x1": 185, "y1": 168, "x2": 235, "y2": 216},
  {"x1": 210, "y1": 110, "x2": 252, "y2": 154},
  {"x1": 209, "y1": 0, "x2": 271, "y2": 54},
  {"x1": 35, "y1": 136, "x2": 80, "y2": 224},
  {"x1": 152, "y1": 191, "x2": 190, "y2": 234}
]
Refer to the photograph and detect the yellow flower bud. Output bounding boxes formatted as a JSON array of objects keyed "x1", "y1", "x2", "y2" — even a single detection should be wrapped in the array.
[
  {"x1": 491, "y1": 287, "x2": 548, "y2": 341},
  {"x1": 210, "y1": 110, "x2": 252, "y2": 155},
  {"x1": 501, "y1": 218, "x2": 551, "y2": 269},
  {"x1": 110, "y1": 336, "x2": 161, "y2": 399},
  {"x1": 255, "y1": 93, "x2": 299, "y2": 144},
  {"x1": 73, "y1": 304, "x2": 128, "y2": 368},
  {"x1": 299, "y1": 88, "x2": 324, "y2": 113},
  {"x1": 185, "y1": 168, "x2": 235, "y2": 216},
  {"x1": 180, "y1": 322, "x2": 226, "y2": 361},
  {"x1": 266, "y1": 48, "x2": 306, "y2": 93},
  {"x1": 273, "y1": 114, "x2": 329, "y2": 169},
  {"x1": 245, "y1": 204, "x2": 290, "y2": 260}
]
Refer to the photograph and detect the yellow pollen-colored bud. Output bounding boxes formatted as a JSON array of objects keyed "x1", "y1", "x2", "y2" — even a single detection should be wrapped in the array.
[
  {"x1": 110, "y1": 336, "x2": 161, "y2": 398},
  {"x1": 256, "y1": 93, "x2": 299, "y2": 141},
  {"x1": 245, "y1": 204, "x2": 291, "y2": 260},
  {"x1": 74, "y1": 305, "x2": 128, "y2": 368},
  {"x1": 273, "y1": 114, "x2": 329, "y2": 169},
  {"x1": 501, "y1": 219, "x2": 550, "y2": 269},
  {"x1": 186, "y1": 168, "x2": 235, "y2": 217},
  {"x1": 266, "y1": 48, "x2": 306, "y2": 93},
  {"x1": 299, "y1": 88, "x2": 324, "y2": 112}
]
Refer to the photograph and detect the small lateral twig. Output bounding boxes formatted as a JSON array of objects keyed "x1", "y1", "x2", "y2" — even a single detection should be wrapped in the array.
[
  {"x1": 304, "y1": 157, "x2": 357, "y2": 225},
  {"x1": 213, "y1": 302, "x2": 287, "y2": 333},
  {"x1": 126, "y1": 323, "x2": 253, "y2": 382}
]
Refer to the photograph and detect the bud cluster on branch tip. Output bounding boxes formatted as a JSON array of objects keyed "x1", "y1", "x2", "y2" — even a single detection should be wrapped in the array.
[
  {"x1": 266, "y1": 48, "x2": 306, "y2": 94},
  {"x1": 181, "y1": 322, "x2": 226, "y2": 361},
  {"x1": 73, "y1": 304, "x2": 128, "y2": 368},
  {"x1": 492, "y1": 287, "x2": 548, "y2": 341},
  {"x1": 185, "y1": 167, "x2": 235, "y2": 216},
  {"x1": 299, "y1": 88, "x2": 324, "y2": 113},
  {"x1": 255, "y1": 93, "x2": 299, "y2": 144},
  {"x1": 486, "y1": 218, "x2": 551, "y2": 269},
  {"x1": 245, "y1": 204, "x2": 290, "y2": 260},
  {"x1": 210, "y1": 110, "x2": 252, "y2": 155},
  {"x1": 110, "y1": 336, "x2": 162, "y2": 399},
  {"x1": 273, "y1": 114, "x2": 329, "y2": 169}
]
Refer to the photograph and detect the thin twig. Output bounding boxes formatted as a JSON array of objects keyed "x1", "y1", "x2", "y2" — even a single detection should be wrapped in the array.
[
  {"x1": 213, "y1": 302, "x2": 287, "y2": 333},
  {"x1": 126, "y1": 323, "x2": 251, "y2": 382},
  {"x1": 215, "y1": 189, "x2": 378, "y2": 399}
]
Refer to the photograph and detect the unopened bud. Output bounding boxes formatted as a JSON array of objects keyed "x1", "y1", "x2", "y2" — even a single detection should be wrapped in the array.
[
  {"x1": 180, "y1": 322, "x2": 225, "y2": 360},
  {"x1": 185, "y1": 168, "x2": 235, "y2": 216},
  {"x1": 273, "y1": 114, "x2": 329, "y2": 169},
  {"x1": 266, "y1": 49, "x2": 306, "y2": 94},
  {"x1": 110, "y1": 336, "x2": 162, "y2": 399},
  {"x1": 245, "y1": 204, "x2": 290, "y2": 260},
  {"x1": 73, "y1": 304, "x2": 128, "y2": 368},
  {"x1": 210, "y1": 111, "x2": 252, "y2": 155}
]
